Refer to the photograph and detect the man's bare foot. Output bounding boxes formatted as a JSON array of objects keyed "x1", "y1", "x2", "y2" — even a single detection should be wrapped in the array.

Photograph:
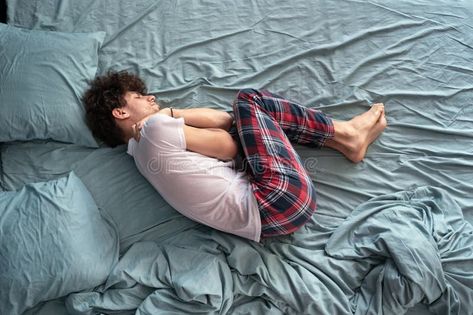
[{"x1": 325, "y1": 104, "x2": 387, "y2": 163}]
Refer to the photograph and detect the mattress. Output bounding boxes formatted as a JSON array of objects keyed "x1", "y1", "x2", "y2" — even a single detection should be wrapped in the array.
[{"x1": 2, "y1": 0, "x2": 472, "y2": 314}]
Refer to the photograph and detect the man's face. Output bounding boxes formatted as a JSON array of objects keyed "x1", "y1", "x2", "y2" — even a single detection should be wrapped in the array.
[{"x1": 122, "y1": 91, "x2": 160, "y2": 122}]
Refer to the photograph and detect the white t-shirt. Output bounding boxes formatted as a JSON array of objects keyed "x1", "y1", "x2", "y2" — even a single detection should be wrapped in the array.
[{"x1": 127, "y1": 113, "x2": 261, "y2": 241}]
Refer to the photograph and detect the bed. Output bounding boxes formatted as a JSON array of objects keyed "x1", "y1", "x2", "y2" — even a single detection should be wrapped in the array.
[{"x1": 1, "y1": 0, "x2": 472, "y2": 314}]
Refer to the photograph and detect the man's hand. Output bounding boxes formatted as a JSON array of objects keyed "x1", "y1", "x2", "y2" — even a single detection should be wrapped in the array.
[
  {"x1": 131, "y1": 116, "x2": 151, "y2": 142},
  {"x1": 132, "y1": 109, "x2": 173, "y2": 141}
]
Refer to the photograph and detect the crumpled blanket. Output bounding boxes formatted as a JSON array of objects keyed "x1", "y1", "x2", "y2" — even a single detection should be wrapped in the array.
[
  {"x1": 326, "y1": 186, "x2": 473, "y2": 315},
  {"x1": 66, "y1": 187, "x2": 473, "y2": 314}
]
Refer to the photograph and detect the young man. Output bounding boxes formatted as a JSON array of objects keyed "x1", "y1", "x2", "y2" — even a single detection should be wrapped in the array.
[{"x1": 84, "y1": 71, "x2": 386, "y2": 242}]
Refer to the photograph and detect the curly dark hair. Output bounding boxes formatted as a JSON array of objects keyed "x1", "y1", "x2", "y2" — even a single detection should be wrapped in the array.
[{"x1": 83, "y1": 71, "x2": 147, "y2": 147}]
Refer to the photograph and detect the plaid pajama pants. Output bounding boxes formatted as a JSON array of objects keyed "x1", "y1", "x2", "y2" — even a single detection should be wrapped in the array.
[{"x1": 232, "y1": 89, "x2": 334, "y2": 237}]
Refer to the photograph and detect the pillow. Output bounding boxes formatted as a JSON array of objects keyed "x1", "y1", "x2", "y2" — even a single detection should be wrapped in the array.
[
  {"x1": 0, "y1": 172, "x2": 119, "y2": 315},
  {"x1": 0, "y1": 23, "x2": 105, "y2": 147}
]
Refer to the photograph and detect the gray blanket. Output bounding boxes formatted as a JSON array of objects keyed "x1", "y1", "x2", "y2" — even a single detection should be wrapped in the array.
[
  {"x1": 326, "y1": 187, "x2": 473, "y2": 315},
  {"x1": 66, "y1": 187, "x2": 473, "y2": 314}
]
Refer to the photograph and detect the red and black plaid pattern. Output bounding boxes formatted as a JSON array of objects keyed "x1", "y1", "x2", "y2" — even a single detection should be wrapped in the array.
[{"x1": 232, "y1": 89, "x2": 334, "y2": 237}]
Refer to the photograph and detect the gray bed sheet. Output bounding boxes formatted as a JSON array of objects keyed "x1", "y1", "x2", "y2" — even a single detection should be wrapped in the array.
[
  {"x1": 0, "y1": 141, "x2": 198, "y2": 252},
  {"x1": 3, "y1": 0, "x2": 473, "y2": 314}
]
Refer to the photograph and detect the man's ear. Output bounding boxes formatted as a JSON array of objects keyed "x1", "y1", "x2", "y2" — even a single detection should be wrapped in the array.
[{"x1": 112, "y1": 107, "x2": 130, "y2": 120}]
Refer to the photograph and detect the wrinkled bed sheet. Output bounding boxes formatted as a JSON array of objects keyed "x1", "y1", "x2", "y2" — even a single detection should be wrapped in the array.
[
  {"x1": 3, "y1": 0, "x2": 473, "y2": 314},
  {"x1": 66, "y1": 187, "x2": 473, "y2": 314}
]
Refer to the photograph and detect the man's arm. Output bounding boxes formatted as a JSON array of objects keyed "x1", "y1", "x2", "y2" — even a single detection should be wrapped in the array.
[
  {"x1": 183, "y1": 124, "x2": 238, "y2": 161},
  {"x1": 132, "y1": 108, "x2": 237, "y2": 160},
  {"x1": 160, "y1": 107, "x2": 233, "y2": 131}
]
